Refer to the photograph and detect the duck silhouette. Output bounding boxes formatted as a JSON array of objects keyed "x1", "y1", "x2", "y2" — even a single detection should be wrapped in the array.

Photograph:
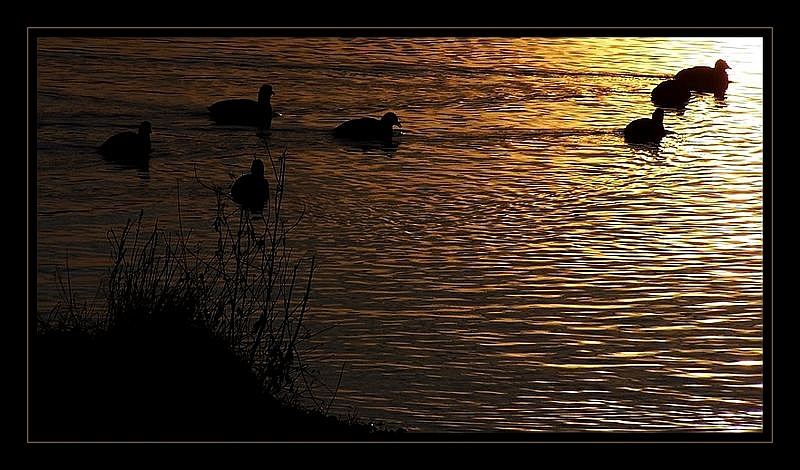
[
  {"x1": 231, "y1": 159, "x2": 269, "y2": 213},
  {"x1": 209, "y1": 85, "x2": 275, "y2": 128},
  {"x1": 624, "y1": 109, "x2": 667, "y2": 144},
  {"x1": 333, "y1": 112, "x2": 401, "y2": 142},
  {"x1": 675, "y1": 59, "x2": 730, "y2": 95},
  {"x1": 651, "y1": 79, "x2": 691, "y2": 108},
  {"x1": 98, "y1": 121, "x2": 152, "y2": 160}
]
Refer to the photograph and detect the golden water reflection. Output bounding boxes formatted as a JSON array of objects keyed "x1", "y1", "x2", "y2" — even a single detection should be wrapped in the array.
[{"x1": 36, "y1": 36, "x2": 764, "y2": 432}]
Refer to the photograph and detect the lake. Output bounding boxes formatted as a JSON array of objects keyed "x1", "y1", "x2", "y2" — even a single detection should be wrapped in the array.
[{"x1": 35, "y1": 35, "x2": 764, "y2": 432}]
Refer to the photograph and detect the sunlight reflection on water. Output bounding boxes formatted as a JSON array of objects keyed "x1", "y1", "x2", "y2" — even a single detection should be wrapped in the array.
[{"x1": 36, "y1": 35, "x2": 764, "y2": 433}]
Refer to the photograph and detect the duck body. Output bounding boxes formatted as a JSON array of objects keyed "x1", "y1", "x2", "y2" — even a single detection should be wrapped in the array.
[
  {"x1": 209, "y1": 99, "x2": 272, "y2": 127},
  {"x1": 333, "y1": 112, "x2": 401, "y2": 142},
  {"x1": 674, "y1": 59, "x2": 730, "y2": 94},
  {"x1": 231, "y1": 159, "x2": 269, "y2": 213},
  {"x1": 98, "y1": 121, "x2": 152, "y2": 160},
  {"x1": 209, "y1": 85, "x2": 274, "y2": 128},
  {"x1": 624, "y1": 109, "x2": 666, "y2": 144},
  {"x1": 651, "y1": 79, "x2": 691, "y2": 108}
]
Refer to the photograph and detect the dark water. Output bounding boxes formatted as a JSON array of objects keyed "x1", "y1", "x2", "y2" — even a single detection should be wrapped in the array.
[{"x1": 36, "y1": 37, "x2": 763, "y2": 432}]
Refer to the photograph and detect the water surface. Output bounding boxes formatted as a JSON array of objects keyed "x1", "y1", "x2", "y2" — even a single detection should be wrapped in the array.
[{"x1": 36, "y1": 36, "x2": 764, "y2": 432}]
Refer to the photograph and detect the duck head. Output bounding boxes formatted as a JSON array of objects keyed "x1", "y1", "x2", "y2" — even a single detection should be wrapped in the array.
[
  {"x1": 250, "y1": 158, "x2": 265, "y2": 177},
  {"x1": 138, "y1": 121, "x2": 152, "y2": 136},
  {"x1": 715, "y1": 59, "x2": 731, "y2": 71},
  {"x1": 258, "y1": 85, "x2": 275, "y2": 105},
  {"x1": 381, "y1": 112, "x2": 402, "y2": 128},
  {"x1": 651, "y1": 108, "x2": 665, "y2": 124}
]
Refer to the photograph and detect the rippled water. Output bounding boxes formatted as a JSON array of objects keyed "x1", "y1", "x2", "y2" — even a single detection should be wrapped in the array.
[{"x1": 35, "y1": 36, "x2": 764, "y2": 432}]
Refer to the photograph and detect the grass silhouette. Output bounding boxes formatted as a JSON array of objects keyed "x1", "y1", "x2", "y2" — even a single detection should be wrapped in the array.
[{"x1": 30, "y1": 147, "x2": 402, "y2": 441}]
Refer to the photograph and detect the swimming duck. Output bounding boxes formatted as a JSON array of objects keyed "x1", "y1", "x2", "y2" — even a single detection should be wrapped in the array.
[
  {"x1": 98, "y1": 121, "x2": 152, "y2": 160},
  {"x1": 333, "y1": 112, "x2": 401, "y2": 142},
  {"x1": 651, "y1": 79, "x2": 691, "y2": 108},
  {"x1": 624, "y1": 109, "x2": 666, "y2": 144},
  {"x1": 231, "y1": 159, "x2": 269, "y2": 212},
  {"x1": 674, "y1": 59, "x2": 730, "y2": 94},
  {"x1": 209, "y1": 85, "x2": 274, "y2": 128}
]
